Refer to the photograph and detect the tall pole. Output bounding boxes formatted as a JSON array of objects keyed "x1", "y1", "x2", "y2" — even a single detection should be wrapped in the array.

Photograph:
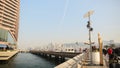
[
  {"x1": 88, "y1": 12, "x2": 92, "y2": 64},
  {"x1": 84, "y1": 10, "x2": 94, "y2": 65},
  {"x1": 89, "y1": 31, "x2": 93, "y2": 64}
]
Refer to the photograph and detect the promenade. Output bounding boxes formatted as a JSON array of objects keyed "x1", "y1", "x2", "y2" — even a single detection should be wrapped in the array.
[
  {"x1": 55, "y1": 52, "x2": 109, "y2": 68},
  {"x1": 0, "y1": 50, "x2": 18, "y2": 60}
]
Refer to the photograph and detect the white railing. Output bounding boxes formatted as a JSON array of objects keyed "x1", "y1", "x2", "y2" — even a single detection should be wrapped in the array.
[{"x1": 55, "y1": 52, "x2": 87, "y2": 68}]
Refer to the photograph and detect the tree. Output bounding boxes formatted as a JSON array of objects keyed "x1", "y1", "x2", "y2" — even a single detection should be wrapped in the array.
[{"x1": 104, "y1": 45, "x2": 109, "y2": 49}]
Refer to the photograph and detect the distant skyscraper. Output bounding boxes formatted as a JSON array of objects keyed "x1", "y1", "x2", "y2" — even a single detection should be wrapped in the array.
[{"x1": 0, "y1": 0, "x2": 20, "y2": 49}]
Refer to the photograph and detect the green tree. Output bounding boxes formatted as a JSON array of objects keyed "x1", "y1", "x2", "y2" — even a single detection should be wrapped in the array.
[{"x1": 104, "y1": 45, "x2": 109, "y2": 49}]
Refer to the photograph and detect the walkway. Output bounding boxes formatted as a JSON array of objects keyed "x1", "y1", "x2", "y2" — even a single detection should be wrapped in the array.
[
  {"x1": 0, "y1": 50, "x2": 18, "y2": 60},
  {"x1": 82, "y1": 53, "x2": 109, "y2": 68},
  {"x1": 55, "y1": 52, "x2": 109, "y2": 68}
]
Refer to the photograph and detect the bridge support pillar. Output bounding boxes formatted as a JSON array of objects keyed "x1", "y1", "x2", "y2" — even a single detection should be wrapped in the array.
[
  {"x1": 55, "y1": 56, "x2": 59, "y2": 60},
  {"x1": 49, "y1": 55, "x2": 51, "y2": 58},
  {"x1": 61, "y1": 57, "x2": 65, "y2": 61}
]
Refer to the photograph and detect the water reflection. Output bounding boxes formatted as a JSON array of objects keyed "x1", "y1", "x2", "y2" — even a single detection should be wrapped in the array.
[{"x1": 0, "y1": 53, "x2": 64, "y2": 68}]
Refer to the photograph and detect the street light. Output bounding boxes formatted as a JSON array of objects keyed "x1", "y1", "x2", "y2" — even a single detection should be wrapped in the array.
[{"x1": 84, "y1": 10, "x2": 94, "y2": 65}]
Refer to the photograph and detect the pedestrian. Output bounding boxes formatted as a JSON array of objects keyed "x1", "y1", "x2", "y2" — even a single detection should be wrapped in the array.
[
  {"x1": 103, "y1": 48, "x2": 107, "y2": 56},
  {"x1": 108, "y1": 47, "x2": 114, "y2": 68}
]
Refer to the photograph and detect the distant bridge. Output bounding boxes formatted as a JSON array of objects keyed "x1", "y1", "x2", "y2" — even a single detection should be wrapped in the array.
[{"x1": 30, "y1": 50, "x2": 81, "y2": 60}]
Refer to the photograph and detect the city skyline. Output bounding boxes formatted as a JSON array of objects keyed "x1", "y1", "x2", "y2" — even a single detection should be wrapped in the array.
[{"x1": 19, "y1": 0, "x2": 120, "y2": 49}]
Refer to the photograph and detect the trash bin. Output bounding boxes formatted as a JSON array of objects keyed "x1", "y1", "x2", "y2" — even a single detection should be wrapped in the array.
[{"x1": 92, "y1": 52, "x2": 100, "y2": 64}]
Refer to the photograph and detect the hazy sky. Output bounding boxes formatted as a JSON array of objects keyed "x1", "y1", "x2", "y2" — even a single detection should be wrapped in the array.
[{"x1": 18, "y1": 0, "x2": 120, "y2": 49}]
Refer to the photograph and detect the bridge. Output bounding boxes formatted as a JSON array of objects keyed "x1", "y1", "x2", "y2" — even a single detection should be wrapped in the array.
[
  {"x1": 30, "y1": 50, "x2": 109, "y2": 68},
  {"x1": 30, "y1": 50, "x2": 81, "y2": 60}
]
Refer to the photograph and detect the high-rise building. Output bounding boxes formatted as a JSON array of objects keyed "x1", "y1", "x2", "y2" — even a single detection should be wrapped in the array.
[{"x1": 0, "y1": 0, "x2": 20, "y2": 49}]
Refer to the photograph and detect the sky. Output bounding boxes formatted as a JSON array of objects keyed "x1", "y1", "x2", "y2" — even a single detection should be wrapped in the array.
[{"x1": 18, "y1": 0, "x2": 120, "y2": 49}]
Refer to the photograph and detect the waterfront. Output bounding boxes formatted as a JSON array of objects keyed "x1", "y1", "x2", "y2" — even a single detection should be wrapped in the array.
[{"x1": 0, "y1": 53, "x2": 64, "y2": 68}]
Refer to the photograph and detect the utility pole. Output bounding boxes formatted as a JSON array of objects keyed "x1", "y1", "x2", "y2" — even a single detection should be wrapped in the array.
[{"x1": 84, "y1": 10, "x2": 94, "y2": 65}]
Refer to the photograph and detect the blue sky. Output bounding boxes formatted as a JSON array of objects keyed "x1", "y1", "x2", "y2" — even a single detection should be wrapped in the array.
[{"x1": 18, "y1": 0, "x2": 120, "y2": 49}]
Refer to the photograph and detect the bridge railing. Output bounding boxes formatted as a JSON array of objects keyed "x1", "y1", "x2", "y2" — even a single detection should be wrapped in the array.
[{"x1": 55, "y1": 52, "x2": 87, "y2": 68}]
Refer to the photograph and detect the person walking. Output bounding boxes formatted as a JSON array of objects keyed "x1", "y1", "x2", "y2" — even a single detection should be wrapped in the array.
[{"x1": 108, "y1": 47, "x2": 114, "y2": 68}]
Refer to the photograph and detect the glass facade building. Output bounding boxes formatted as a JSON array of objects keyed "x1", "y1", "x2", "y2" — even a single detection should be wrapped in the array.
[
  {"x1": 0, "y1": 28, "x2": 16, "y2": 49},
  {"x1": 0, "y1": 0, "x2": 20, "y2": 49}
]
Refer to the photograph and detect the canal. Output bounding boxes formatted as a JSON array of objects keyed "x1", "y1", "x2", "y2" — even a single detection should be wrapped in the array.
[{"x1": 0, "y1": 53, "x2": 64, "y2": 68}]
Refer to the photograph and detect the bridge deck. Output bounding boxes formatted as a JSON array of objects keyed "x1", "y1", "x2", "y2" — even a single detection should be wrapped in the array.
[
  {"x1": 82, "y1": 60, "x2": 108, "y2": 68},
  {"x1": 30, "y1": 50, "x2": 81, "y2": 58},
  {"x1": 82, "y1": 64, "x2": 108, "y2": 68},
  {"x1": 82, "y1": 54, "x2": 109, "y2": 68}
]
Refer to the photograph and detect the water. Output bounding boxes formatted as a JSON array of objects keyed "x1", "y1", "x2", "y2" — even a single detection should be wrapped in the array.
[{"x1": 0, "y1": 53, "x2": 64, "y2": 68}]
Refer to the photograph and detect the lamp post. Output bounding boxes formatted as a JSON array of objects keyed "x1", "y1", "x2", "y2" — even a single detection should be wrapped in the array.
[{"x1": 84, "y1": 10, "x2": 94, "y2": 65}]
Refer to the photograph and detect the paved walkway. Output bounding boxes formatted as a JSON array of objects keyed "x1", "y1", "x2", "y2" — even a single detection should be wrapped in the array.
[
  {"x1": 55, "y1": 52, "x2": 109, "y2": 68},
  {"x1": 0, "y1": 50, "x2": 18, "y2": 60},
  {"x1": 82, "y1": 55, "x2": 109, "y2": 68},
  {"x1": 82, "y1": 66, "x2": 107, "y2": 68}
]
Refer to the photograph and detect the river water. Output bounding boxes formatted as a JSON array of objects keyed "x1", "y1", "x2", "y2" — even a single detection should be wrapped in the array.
[{"x1": 0, "y1": 53, "x2": 64, "y2": 68}]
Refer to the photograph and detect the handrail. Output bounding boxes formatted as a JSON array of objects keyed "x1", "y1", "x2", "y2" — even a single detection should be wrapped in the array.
[{"x1": 55, "y1": 52, "x2": 87, "y2": 68}]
